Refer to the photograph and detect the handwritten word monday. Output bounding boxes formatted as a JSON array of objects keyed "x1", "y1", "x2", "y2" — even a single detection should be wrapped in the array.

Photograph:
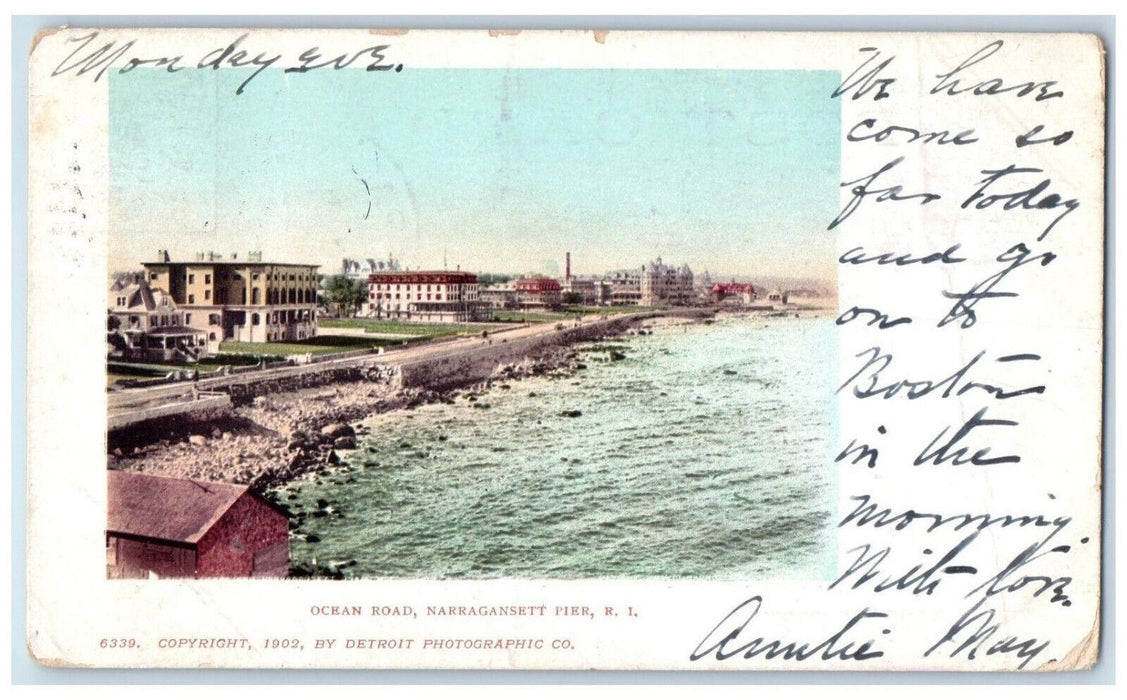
[{"x1": 50, "y1": 31, "x2": 404, "y2": 95}]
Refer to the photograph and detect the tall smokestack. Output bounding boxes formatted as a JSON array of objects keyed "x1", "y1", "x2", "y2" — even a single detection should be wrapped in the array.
[{"x1": 566, "y1": 252, "x2": 571, "y2": 281}]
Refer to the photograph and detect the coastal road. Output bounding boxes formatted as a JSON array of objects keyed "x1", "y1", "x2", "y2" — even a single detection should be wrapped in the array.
[{"x1": 107, "y1": 313, "x2": 652, "y2": 420}]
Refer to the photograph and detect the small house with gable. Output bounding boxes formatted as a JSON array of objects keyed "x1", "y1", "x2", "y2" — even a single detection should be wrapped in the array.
[{"x1": 106, "y1": 471, "x2": 290, "y2": 579}]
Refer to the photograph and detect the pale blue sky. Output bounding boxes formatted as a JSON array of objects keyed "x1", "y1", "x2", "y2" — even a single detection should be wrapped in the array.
[{"x1": 110, "y1": 68, "x2": 839, "y2": 280}]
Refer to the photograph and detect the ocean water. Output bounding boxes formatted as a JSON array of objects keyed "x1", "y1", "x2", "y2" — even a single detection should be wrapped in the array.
[{"x1": 283, "y1": 315, "x2": 837, "y2": 580}]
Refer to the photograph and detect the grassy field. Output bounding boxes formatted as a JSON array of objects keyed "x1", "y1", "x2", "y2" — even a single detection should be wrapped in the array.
[
  {"x1": 490, "y1": 311, "x2": 571, "y2": 323},
  {"x1": 219, "y1": 335, "x2": 405, "y2": 357},
  {"x1": 319, "y1": 318, "x2": 488, "y2": 338},
  {"x1": 568, "y1": 306, "x2": 663, "y2": 316}
]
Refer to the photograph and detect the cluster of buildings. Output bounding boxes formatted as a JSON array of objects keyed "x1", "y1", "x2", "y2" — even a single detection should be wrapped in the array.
[
  {"x1": 358, "y1": 255, "x2": 703, "y2": 319},
  {"x1": 444, "y1": 255, "x2": 704, "y2": 313},
  {"x1": 108, "y1": 250, "x2": 320, "y2": 362},
  {"x1": 107, "y1": 247, "x2": 786, "y2": 362}
]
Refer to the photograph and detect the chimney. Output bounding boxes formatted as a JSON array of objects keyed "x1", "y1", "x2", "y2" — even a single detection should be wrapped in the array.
[{"x1": 565, "y1": 252, "x2": 571, "y2": 281}]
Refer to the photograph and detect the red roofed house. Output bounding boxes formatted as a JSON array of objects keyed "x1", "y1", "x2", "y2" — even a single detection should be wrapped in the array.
[
  {"x1": 514, "y1": 277, "x2": 562, "y2": 310},
  {"x1": 106, "y1": 471, "x2": 290, "y2": 579},
  {"x1": 711, "y1": 282, "x2": 757, "y2": 306}
]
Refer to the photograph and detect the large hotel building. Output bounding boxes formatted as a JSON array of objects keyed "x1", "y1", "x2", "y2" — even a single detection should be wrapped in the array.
[
  {"x1": 366, "y1": 270, "x2": 492, "y2": 323},
  {"x1": 141, "y1": 251, "x2": 319, "y2": 351}
]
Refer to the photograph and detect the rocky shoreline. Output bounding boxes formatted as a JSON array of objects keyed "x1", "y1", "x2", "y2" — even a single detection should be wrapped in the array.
[{"x1": 107, "y1": 344, "x2": 595, "y2": 489}]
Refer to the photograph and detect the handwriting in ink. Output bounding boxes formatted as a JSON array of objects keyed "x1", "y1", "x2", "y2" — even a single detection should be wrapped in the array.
[
  {"x1": 931, "y1": 40, "x2": 1064, "y2": 101},
  {"x1": 197, "y1": 34, "x2": 282, "y2": 95},
  {"x1": 967, "y1": 529, "x2": 1074, "y2": 608},
  {"x1": 838, "y1": 494, "x2": 1070, "y2": 535},
  {"x1": 847, "y1": 118, "x2": 978, "y2": 146},
  {"x1": 1016, "y1": 125, "x2": 1074, "y2": 148},
  {"x1": 969, "y1": 529, "x2": 1072, "y2": 604},
  {"x1": 962, "y1": 165, "x2": 1080, "y2": 240},
  {"x1": 51, "y1": 32, "x2": 139, "y2": 83},
  {"x1": 835, "y1": 431, "x2": 882, "y2": 468},
  {"x1": 939, "y1": 243, "x2": 1057, "y2": 328},
  {"x1": 284, "y1": 44, "x2": 400, "y2": 74},
  {"x1": 836, "y1": 307, "x2": 913, "y2": 329},
  {"x1": 830, "y1": 531, "x2": 982, "y2": 595},
  {"x1": 829, "y1": 157, "x2": 941, "y2": 230},
  {"x1": 926, "y1": 598, "x2": 1050, "y2": 668},
  {"x1": 913, "y1": 406, "x2": 1020, "y2": 466},
  {"x1": 689, "y1": 596, "x2": 888, "y2": 663},
  {"x1": 833, "y1": 47, "x2": 896, "y2": 101},
  {"x1": 840, "y1": 244, "x2": 966, "y2": 267},
  {"x1": 839, "y1": 347, "x2": 1046, "y2": 400},
  {"x1": 49, "y1": 30, "x2": 404, "y2": 95}
]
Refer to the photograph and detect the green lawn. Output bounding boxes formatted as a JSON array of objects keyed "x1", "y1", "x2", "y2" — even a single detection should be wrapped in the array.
[
  {"x1": 567, "y1": 306, "x2": 664, "y2": 315},
  {"x1": 490, "y1": 311, "x2": 571, "y2": 323},
  {"x1": 319, "y1": 318, "x2": 489, "y2": 338},
  {"x1": 220, "y1": 335, "x2": 402, "y2": 357}
]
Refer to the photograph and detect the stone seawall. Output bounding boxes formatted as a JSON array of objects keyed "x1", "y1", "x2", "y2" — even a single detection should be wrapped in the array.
[
  {"x1": 396, "y1": 315, "x2": 644, "y2": 391},
  {"x1": 219, "y1": 364, "x2": 397, "y2": 404}
]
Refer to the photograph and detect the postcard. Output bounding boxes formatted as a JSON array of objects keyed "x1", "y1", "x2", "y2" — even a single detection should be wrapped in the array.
[{"x1": 25, "y1": 28, "x2": 1105, "y2": 670}]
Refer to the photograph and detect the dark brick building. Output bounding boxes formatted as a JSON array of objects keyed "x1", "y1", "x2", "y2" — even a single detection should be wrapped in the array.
[{"x1": 106, "y1": 471, "x2": 290, "y2": 579}]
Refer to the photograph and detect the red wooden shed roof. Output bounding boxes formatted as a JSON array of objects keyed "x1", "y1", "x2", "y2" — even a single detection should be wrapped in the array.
[{"x1": 107, "y1": 471, "x2": 261, "y2": 544}]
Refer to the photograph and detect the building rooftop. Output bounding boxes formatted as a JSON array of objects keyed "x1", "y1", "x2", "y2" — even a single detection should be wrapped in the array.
[
  {"x1": 368, "y1": 270, "x2": 478, "y2": 281},
  {"x1": 107, "y1": 471, "x2": 263, "y2": 544},
  {"x1": 142, "y1": 261, "x2": 319, "y2": 268}
]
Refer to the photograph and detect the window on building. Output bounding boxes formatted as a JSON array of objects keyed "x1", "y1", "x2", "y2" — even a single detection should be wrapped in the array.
[
  {"x1": 185, "y1": 313, "x2": 192, "y2": 325},
  {"x1": 150, "y1": 273, "x2": 158, "y2": 281},
  {"x1": 208, "y1": 313, "x2": 221, "y2": 325},
  {"x1": 252, "y1": 313, "x2": 260, "y2": 326},
  {"x1": 204, "y1": 274, "x2": 211, "y2": 284},
  {"x1": 189, "y1": 274, "x2": 195, "y2": 284},
  {"x1": 188, "y1": 294, "x2": 195, "y2": 304},
  {"x1": 204, "y1": 290, "x2": 211, "y2": 300}
]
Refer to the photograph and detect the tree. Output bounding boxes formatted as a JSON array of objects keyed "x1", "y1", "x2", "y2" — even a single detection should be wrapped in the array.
[
  {"x1": 478, "y1": 273, "x2": 514, "y2": 288},
  {"x1": 323, "y1": 275, "x2": 366, "y2": 317}
]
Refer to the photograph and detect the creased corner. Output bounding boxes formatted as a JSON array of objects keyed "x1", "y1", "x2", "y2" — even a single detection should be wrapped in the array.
[
  {"x1": 1036, "y1": 612, "x2": 1100, "y2": 671},
  {"x1": 29, "y1": 25, "x2": 66, "y2": 60}
]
